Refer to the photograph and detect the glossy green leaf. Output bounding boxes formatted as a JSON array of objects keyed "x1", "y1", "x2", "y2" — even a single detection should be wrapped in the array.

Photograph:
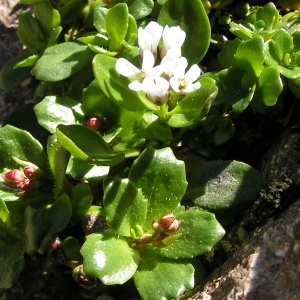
[
  {"x1": 47, "y1": 135, "x2": 70, "y2": 198},
  {"x1": 17, "y1": 11, "x2": 46, "y2": 54},
  {"x1": 255, "y1": 2, "x2": 279, "y2": 30},
  {"x1": 24, "y1": 193, "x2": 72, "y2": 254},
  {"x1": 106, "y1": 3, "x2": 128, "y2": 51},
  {"x1": 235, "y1": 36, "x2": 264, "y2": 78},
  {"x1": 34, "y1": 96, "x2": 83, "y2": 133},
  {"x1": 56, "y1": 124, "x2": 125, "y2": 166},
  {"x1": 81, "y1": 232, "x2": 140, "y2": 284},
  {"x1": 158, "y1": 0, "x2": 210, "y2": 64},
  {"x1": 0, "y1": 52, "x2": 32, "y2": 90},
  {"x1": 129, "y1": 147, "x2": 187, "y2": 227},
  {"x1": 214, "y1": 117, "x2": 235, "y2": 145},
  {"x1": 103, "y1": 177, "x2": 147, "y2": 236},
  {"x1": 32, "y1": 42, "x2": 94, "y2": 81},
  {"x1": 268, "y1": 29, "x2": 293, "y2": 62},
  {"x1": 93, "y1": 54, "x2": 159, "y2": 111},
  {"x1": 0, "y1": 232, "x2": 25, "y2": 288},
  {"x1": 256, "y1": 67, "x2": 283, "y2": 106},
  {"x1": 34, "y1": 0, "x2": 61, "y2": 37},
  {"x1": 154, "y1": 209, "x2": 225, "y2": 258},
  {"x1": 134, "y1": 249, "x2": 194, "y2": 300},
  {"x1": 217, "y1": 38, "x2": 241, "y2": 68},
  {"x1": 66, "y1": 156, "x2": 110, "y2": 182},
  {"x1": 70, "y1": 183, "x2": 93, "y2": 224},
  {"x1": 167, "y1": 78, "x2": 218, "y2": 127},
  {"x1": 138, "y1": 112, "x2": 173, "y2": 142},
  {"x1": 126, "y1": 0, "x2": 154, "y2": 20},
  {"x1": 93, "y1": 7, "x2": 108, "y2": 34},
  {"x1": 231, "y1": 83, "x2": 256, "y2": 113},
  {"x1": 187, "y1": 160, "x2": 263, "y2": 225},
  {"x1": 15, "y1": 54, "x2": 39, "y2": 68},
  {"x1": 0, "y1": 125, "x2": 48, "y2": 173}
]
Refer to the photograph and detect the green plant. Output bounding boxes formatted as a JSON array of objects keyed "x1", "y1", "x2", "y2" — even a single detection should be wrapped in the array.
[{"x1": 2, "y1": 0, "x2": 297, "y2": 299}]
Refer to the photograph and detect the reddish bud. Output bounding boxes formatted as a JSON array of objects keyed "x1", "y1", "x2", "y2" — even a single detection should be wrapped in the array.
[
  {"x1": 152, "y1": 213, "x2": 182, "y2": 233},
  {"x1": 20, "y1": 178, "x2": 31, "y2": 190},
  {"x1": 2, "y1": 169, "x2": 26, "y2": 189},
  {"x1": 86, "y1": 117, "x2": 102, "y2": 130},
  {"x1": 23, "y1": 166, "x2": 36, "y2": 178}
]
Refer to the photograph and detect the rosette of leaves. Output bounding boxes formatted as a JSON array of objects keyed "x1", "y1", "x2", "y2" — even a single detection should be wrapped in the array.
[{"x1": 80, "y1": 147, "x2": 225, "y2": 300}]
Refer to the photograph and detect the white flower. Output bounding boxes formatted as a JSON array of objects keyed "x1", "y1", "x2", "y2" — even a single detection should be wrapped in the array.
[
  {"x1": 160, "y1": 25, "x2": 186, "y2": 58},
  {"x1": 142, "y1": 76, "x2": 170, "y2": 105},
  {"x1": 138, "y1": 21, "x2": 163, "y2": 58},
  {"x1": 115, "y1": 50, "x2": 162, "y2": 91},
  {"x1": 169, "y1": 59, "x2": 201, "y2": 94},
  {"x1": 160, "y1": 48, "x2": 182, "y2": 78}
]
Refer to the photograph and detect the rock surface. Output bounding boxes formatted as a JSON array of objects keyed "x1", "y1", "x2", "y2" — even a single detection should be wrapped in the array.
[{"x1": 188, "y1": 197, "x2": 300, "y2": 300}]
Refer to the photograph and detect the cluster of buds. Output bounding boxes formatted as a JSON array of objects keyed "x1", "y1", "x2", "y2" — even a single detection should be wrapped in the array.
[
  {"x1": 134, "y1": 213, "x2": 182, "y2": 249},
  {"x1": 1, "y1": 159, "x2": 41, "y2": 195},
  {"x1": 116, "y1": 21, "x2": 201, "y2": 105}
]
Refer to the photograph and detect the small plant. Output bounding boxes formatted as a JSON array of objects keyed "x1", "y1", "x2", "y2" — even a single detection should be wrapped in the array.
[{"x1": 1, "y1": 0, "x2": 298, "y2": 299}]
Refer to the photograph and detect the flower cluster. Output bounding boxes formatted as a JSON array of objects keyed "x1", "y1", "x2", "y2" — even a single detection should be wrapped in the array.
[{"x1": 115, "y1": 22, "x2": 201, "y2": 105}]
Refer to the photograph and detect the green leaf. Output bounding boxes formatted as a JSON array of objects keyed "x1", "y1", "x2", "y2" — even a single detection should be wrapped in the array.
[
  {"x1": 256, "y1": 67, "x2": 283, "y2": 106},
  {"x1": 34, "y1": 0, "x2": 61, "y2": 37},
  {"x1": 81, "y1": 232, "x2": 140, "y2": 284},
  {"x1": 0, "y1": 233, "x2": 25, "y2": 288},
  {"x1": 187, "y1": 160, "x2": 263, "y2": 225},
  {"x1": 134, "y1": 249, "x2": 194, "y2": 300},
  {"x1": 34, "y1": 96, "x2": 83, "y2": 133},
  {"x1": 214, "y1": 117, "x2": 235, "y2": 146},
  {"x1": 47, "y1": 135, "x2": 70, "y2": 198},
  {"x1": 235, "y1": 36, "x2": 265, "y2": 78},
  {"x1": 17, "y1": 11, "x2": 46, "y2": 54},
  {"x1": 0, "y1": 125, "x2": 48, "y2": 173},
  {"x1": 255, "y1": 2, "x2": 279, "y2": 30},
  {"x1": 103, "y1": 177, "x2": 147, "y2": 236},
  {"x1": 70, "y1": 183, "x2": 93, "y2": 224},
  {"x1": 56, "y1": 124, "x2": 125, "y2": 166},
  {"x1": 129, "y1": 147, "x2": 187, "y2": 227},
  {"x1": 167, "y1": 78, "x2": 218, "y2": 127},
  {"x1": 158, "y1": 0, "x2": 210, "y2": 64},
  {"x1": 106, "y1": 3, "x2": 129, "y2": 51},
  {"x1": 93, "y1": 54, "x2": 158, "y2": 111},
  {"x1": 93, "y1": 7, "x2": 108, "y2": 34},
  {"x1": 0, "y1": 52, "x2": 32, "y2": 90},
  {"x1": 24, "y1": 193, "x2": 72, "y2": 254},
  {"x1": 154, "y1": 209, "x2": 225, "y2": 258},
  {"x1": 126, "y1": 0, "x2": 154, "y2": 20},
  {"x1": 32, "y1": 42, "x2": 94, "y2": 81},
  {"x1": 217, "y1": 38, "x2": 241, "y2": 68},
  {"x1": 138, "y1": 112, "x2": 173, "y2": 142},
  {"x1": 66, "y1": 156, "x2": 110, "y2": 182}
]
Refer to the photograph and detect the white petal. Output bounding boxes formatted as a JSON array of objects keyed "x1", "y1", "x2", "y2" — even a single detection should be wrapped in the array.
[
  {"x1": 183, "y1": 82, "x2": 201, "y2": 93},
  {"x1": 142, "y1": 76, "x2": 156, "y2": 95},
  {"x1": 174, "y1": 57, "x2": 188, "y2": 77},
  {"x1": 160, "y1": 49, "x2": 181, "y2": 76},
  {"x1": 141, "y1": 50, "x2": 155, "y2": 72},
  {"x1": 149, "y1": 65, "x2": 163, "y2": 77},
  {"x1": 170, "y1": 77, "x2": 180, "y2": 92},
  {"x1": 115, "y1": 58, "x2": 139, "y2": 78},
  {"x1": 138, "y1": 28, "x2": 152, "y2": 53},
  {"x1": 184, "y1": 64, "x2": 201, "y2": 84},
  {"x1": 145, "y1": 22, "x2": 163, "y2": 51},
  {"x1": 128, "y1": 80, "x2": 143, "y2": 91},
  {"x1": 154, "y1": 77, "x2": 170, "y2": 97}
]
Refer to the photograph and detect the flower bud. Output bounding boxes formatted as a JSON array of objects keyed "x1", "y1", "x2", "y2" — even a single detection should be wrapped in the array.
[
  {"x1": 86, "y1": 117, "x2": 102, "y2": 130},
  {"x1": 2, "y1": 169, "x2": 26, "y2": 189},
  {"x1": 152, "y1": 213, "x2": 182, "y2": 233},
  {"x1": 23, "y1": 166, "x2": 36, "y2": 178}
]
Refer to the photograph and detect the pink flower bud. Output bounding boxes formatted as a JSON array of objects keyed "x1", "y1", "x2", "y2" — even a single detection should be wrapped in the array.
[
  {"x1": 86, "y1": 117, "x2": 102, "y2": 130},
  {"x1": 2, "y1": 169, "x2": 26, "y2": 189},
  {"x1": 23, "y1": 166, "x2": 36, "y2": 178},
  {"x1": 152, "y1": 213, "x2": 182, "y2": 233}
]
